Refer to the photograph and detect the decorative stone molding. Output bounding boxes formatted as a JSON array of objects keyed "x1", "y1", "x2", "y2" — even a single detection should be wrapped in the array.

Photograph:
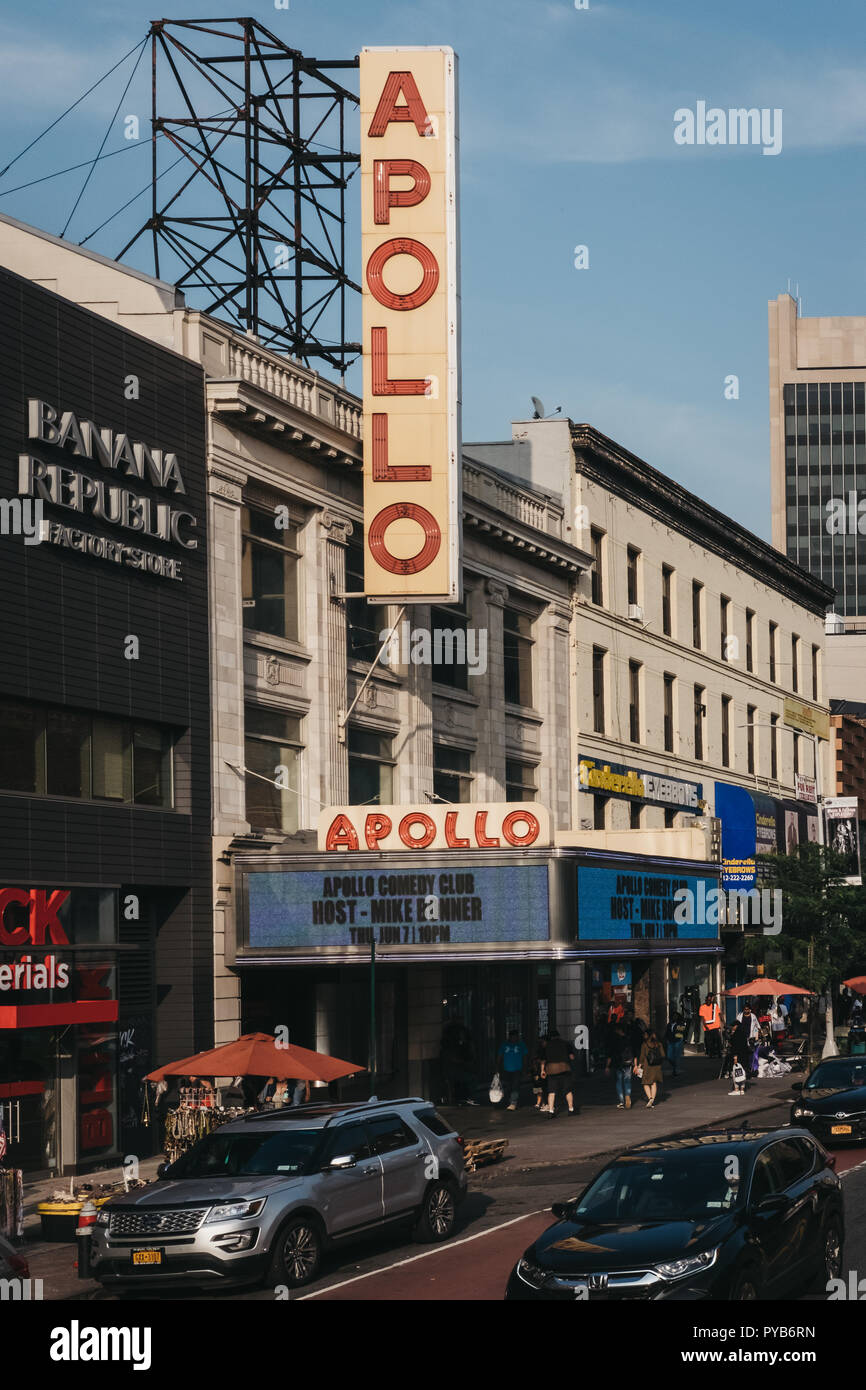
[
  {"x1": 485, "y1": 578, "x2": 509, "y2": 606},
  {"x1": 320, "y1": 511, "x2": 353, "y2": 544}
]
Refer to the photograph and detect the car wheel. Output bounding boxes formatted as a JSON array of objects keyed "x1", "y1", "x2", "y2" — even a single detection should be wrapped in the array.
[
  {"x1": 268, "y1": 1216, "x2": 323, "y2": 1289},
  {"x1": 811, "y1": 1216, "x2": 844, "y2": 1291},
  {"x1": 414, "y1": 1181, "x2": 457, "y2": 1243},
  {"x1": 730, "y1": 1266, "x2": 761, "y2": 1300}
]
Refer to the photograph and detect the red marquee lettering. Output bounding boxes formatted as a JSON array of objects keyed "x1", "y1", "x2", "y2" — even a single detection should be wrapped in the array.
[
  {"x1": 324, "y1": 815, "x2": 360, "y2": 852},
  {"x1": 366, "y1": 237, "x2": 439, "y2": 312},
  {"x1": 368, "y1": 71, "x2": 433, "y2": 138},
  {"x1": 398, "y1": 812, "x2": 436, "y2": 848},
  {"x1": 371, "y1": 413, "x2": 431, "y2": 482},
  {"x1": 374, "y1": 159, "x2": 431, "y2": 224},
  {"x1": 474, "y1": 812, "x2": 500, "y2": 848},
  {"x1": 371, "y1": 327, "x2": 428, "y2": 396},
  {"x1": 364, "y1": 813, "x2": 393, "y2": 850},
  {"x1": 368, "y1": 502, "x2": 441, "y2": 576},
  {"x1": 501, "y1": 810, "x2": 541, "y2": 847},
  {"x1": 29, "y1": 889, "x2": 71, "y2": 945},
  {"x1": 444, "y1": 812, "x2": 470, "y2": 849}
]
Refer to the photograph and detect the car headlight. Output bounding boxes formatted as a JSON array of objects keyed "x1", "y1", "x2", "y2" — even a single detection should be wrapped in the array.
[
  {"x1": 654, "y1": 1248, "x2": 719, "y2": 1281},
  {"x1": 792, "y1": 1107, "x2": 815, "y2": 1119},
  {"x1": 204, "y1": 1198, "x2": 267, "y2": 1224},
  {"x1": 516, "y1": 1257, "x2": 549, "y2": 1290},
  {"x1": 95, "y1": 1209, "x2": 110, "y2": 1226}
]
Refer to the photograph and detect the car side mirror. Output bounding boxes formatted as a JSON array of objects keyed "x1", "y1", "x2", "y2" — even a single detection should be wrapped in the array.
[
  {"x1": 551, "y1": 1202, "x2": 569, "y2": 1219},
  {"x1": 327, "y1": 1154, "x2": 356, "y2": 1171},
  {"x1": 156, "y1": 1162, "x2": 169, "y2": 1180},
  {"x1": 790, "y1": 1082, "x2": 803, "y2": 1092},
  {"x1": 754, "y1": 1193, "x2": 791, "y2": 1216}
]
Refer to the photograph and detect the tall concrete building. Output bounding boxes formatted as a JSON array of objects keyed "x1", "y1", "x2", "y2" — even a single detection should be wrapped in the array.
[{"x1": 768, "y1": 293, "x2": 866, "y2": 705}]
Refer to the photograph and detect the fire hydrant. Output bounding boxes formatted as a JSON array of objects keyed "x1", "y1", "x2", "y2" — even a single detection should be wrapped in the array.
[{"x1": 76, "y1": 1198, "x2": 98, "y2": 1280}]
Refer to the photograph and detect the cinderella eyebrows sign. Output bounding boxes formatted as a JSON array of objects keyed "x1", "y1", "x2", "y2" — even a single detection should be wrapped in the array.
[{"x1": 360, "y1": 46, "x2": 461, "y2": 602}]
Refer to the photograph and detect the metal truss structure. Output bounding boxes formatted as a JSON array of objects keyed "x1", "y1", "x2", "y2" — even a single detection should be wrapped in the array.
[{"x1": 117, "y1": 17, "x2": 361, "y2": 372}]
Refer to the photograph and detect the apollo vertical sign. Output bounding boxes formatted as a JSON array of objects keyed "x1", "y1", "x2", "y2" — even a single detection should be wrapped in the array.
[{"x1": 360, "y1": 46, "x2": 461, "y2": 602}]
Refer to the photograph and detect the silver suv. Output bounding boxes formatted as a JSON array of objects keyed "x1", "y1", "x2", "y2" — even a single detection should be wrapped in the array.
[{"x1": 91, "y1": 1099, "x2": 467, "y2": 1292}]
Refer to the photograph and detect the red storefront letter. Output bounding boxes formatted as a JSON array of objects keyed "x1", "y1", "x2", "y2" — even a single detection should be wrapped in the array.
[
  {"x1": 364, "y1": 813, "x2": 393, "y2": 850},
  {"x1": 474, "y1": 812, "x2": 500, "y2": 848},
  {"x1": 368, "y1": 502, "x2": 441, "y2": 576},
  {"x1": 366, "y1": 238, "x2": 439, "y2": 312},
  {"x1": 371, "y1": 414, "x2": 431, "y2": 482},
  {"x1": 29, "y1": 889, "x2": 70, "y2": 945},
  {"x1": 0, "y1": 889, "x2": 30, "y2": 946},
  {"x1": 371, "y1": 328, "x2": 428, "y2": 396},
  {"x1": 444, "y1": 812, "x2": 470, "y2": 849},
  {"x1": 324, "y1": 815, "x2": 360, "y2": 851},
  {"x1": 501, "y1": 811, "x2": 540, "y2": 847}
]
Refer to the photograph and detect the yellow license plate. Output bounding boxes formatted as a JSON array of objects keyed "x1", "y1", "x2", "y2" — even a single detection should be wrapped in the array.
[
  {"x1": 831, "y1": 1125, "x2": 852, "y2": 1135},
  {"x1": 132, "y1": 1249, "x2": 163, "y2": 1266}
]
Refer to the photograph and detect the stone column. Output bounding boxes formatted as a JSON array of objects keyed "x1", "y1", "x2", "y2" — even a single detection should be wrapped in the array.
[{"x1": 470, "y1": 578, "x2": 508, "y2": 800}]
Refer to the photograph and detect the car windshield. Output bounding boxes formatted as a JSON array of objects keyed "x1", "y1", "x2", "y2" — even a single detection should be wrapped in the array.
[
  {"x1": 572, "y1": 1150, "x2": 744, "y2": 1223},
  {"x1": 167, "y1": 1129, "x2": 322, "y2": 1178},
  {"x1": 805, "y1": 1060, "x2": 866, "y2": 1090}
]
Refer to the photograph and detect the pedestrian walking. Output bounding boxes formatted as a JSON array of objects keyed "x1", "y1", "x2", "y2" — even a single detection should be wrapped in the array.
[
  {"x1": 543, "y1": 1029, "x2": 576, "y2": 1116},
  {"x1": 605, "y1": 1023, "x2": 635, "y2": 1109},
  {"x1": 768, "y1": 1001, "x2": 788, "y2": 1045},
  {"x1": 728, "y1": 1015, "x2": 752, "y2": 1095},
  {"x1": 664, "y1": 1011, "x2": 687, "y2": 1076},
  {"x1": 737, "y1": 1005, "x2": 760, "y2": 1076},
  {"x1": 636, "y1": 1029, "x2": 664, "y2": 1107},
  {"x1": 497, "y1": 1029, "x2": 528, "y2": 1110},
  {"x1": 699, "y1": 993, "x2": 723, "y2": 1057},
  {"x1": 531, "y1": 1037, "x2": 547, "y2": 1111}
]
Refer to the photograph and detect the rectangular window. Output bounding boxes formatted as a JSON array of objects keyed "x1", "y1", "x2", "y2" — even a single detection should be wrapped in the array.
[
  {"x1": 433, "y1": 745, "x2": 472, "y2": 803},
  {"x1": 745, "y1": 609, "x2": 755, "y2": 673},
  {"x1": 0, "y1": 701, "x2": 175, "y2": 809},
  {"x1": 92, "y1": 718, "x2": 131, "y2": 802},
  {"x1": 0, "y1": 698, "x2": 43, "y2": 794},
  {"x1": 46, "y1": 710, "x2": 90, "y2": 799},
  {"x1": 662, "y1": 565, "x2": 673, "y2": 637},
  {"x1": 346, "y1": 535, "x2": 388, "y2": 664},
  {"x1": 664, "y1": 807, "x2": 676, "y2": 829},
  {"x1": 592, "y1": 647, "x2": 606, "y2": 734},
  {"x1": 590, "y1": 528, "x2": 604, "y2": 605},
  {"x1": 769, "y1": 622, "x2": 777, "y2": 683},
  {"x1": 791, "y1": 633, "x2": 799, "y2": 692},
  {"x1": 245, "y1": 706, "x2": 303, "y2": 833},
  {"x1": 746, "y1": 705, "x2": 756, "y2": 775},
  {"x1": 629, "y1": 661, "x2": 641, "y2": 743},
  {"x1": 242, "y1": 505, "x2": 300, "y2": 642},
  {"x1": 721, "y1": 696, "x2": 731, "y2": 768},
  {"x1": 505, "y1": 759, "x2": 536, "y2": 802},
  {"x1": 694, "y1": 685, "x2": 705, "y2": 761},
  {"x1": 720, "y1": 596, "x2": 730, "y2": 661},
  {"x1": 811, "y1": 644, "x2": 819, "y2": 702},
  {"x1": 627, "y1": 546, "x2": 640, "y2": 608},
  {"x1": 348, "y1": 727, "x2": 394, "y2": 807},
  {"x1": 663, "y1": 674, "x2": 675, "y2": 753},
  {"x1": 770, "y1": 713, "x2": 778, "y2": 780},
  {"x1": 503, "y1": 607, "x2": 533, "y2": 707},
  {"x1": 431, "y1": 603, "x2": 469, "y2": 690},
  {"x1": 692, "y1": 581, "x2": 703, "y2": 649},
  {"x1": 593, "y1": 795, "x2": 607, "y2": 830},
  {"x1": 630, "y1": 801, "x2": 642, "y2": 829}
]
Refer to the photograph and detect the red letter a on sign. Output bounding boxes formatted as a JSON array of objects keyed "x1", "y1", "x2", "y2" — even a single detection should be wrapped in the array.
[{"x1": 368, "y1": 72, "x2": 433, "y2": 137}]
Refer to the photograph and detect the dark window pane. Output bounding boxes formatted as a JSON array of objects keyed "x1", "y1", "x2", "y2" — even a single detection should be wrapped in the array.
[
  {"x1": 46, "y1": 710, "x2": 90, "y2": 798},
  {"x1": 133, "y1": 725, "x2": 172, "y2": 807},
  {"x1": 0, "y1": 699, "x2": 41, "y2": 793},
  {"x1": 92, "y1": 718, "x2": 130, "y2": 801},
  {"x1": 245, "y1": 738, "x2": 299, "y2": 832}
]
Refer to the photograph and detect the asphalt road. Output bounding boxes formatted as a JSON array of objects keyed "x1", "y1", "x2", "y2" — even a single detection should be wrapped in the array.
[{"x1": 91, "y1": 1099, "x2": 866, "y2": 1303}]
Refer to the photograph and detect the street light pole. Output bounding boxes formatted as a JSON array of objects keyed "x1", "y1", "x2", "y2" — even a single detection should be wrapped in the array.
[{"x1": 369, "y1": 938, "x2": 377, "y2": 1099}]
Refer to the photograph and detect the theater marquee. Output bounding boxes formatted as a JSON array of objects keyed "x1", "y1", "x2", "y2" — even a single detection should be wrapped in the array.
[{"x1": 360, "y1": 46, "x2": 461, "y2": 603}]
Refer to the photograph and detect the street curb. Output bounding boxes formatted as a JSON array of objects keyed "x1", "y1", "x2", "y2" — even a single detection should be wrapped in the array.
[{"x1": 470, "y1": 1095, "x2": 790, "y2": 1181}]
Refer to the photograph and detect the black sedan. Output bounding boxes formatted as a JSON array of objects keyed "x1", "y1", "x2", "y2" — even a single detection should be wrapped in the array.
[
  {"x1": 505, "y1": 1128, "x2": 842, "y2": 1301},
  {"x1": 790, "y1": 1056, "x2": 866, "y2": 1145}
]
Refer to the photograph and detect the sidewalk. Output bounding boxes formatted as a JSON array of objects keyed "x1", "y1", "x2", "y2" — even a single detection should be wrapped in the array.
[{"x1": 438, "y1": 1053, "x2": 796, "y2": 1174}]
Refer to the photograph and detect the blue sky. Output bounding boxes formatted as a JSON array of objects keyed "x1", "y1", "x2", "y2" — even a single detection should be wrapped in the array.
[{"x1": 3, "y1": 0, "x2": 866, "y2": 537}]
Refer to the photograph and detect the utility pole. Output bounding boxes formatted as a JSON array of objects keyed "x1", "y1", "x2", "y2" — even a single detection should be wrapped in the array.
[{"x1": 369, "y1": 939, "x2": 377, "y2": 1099}]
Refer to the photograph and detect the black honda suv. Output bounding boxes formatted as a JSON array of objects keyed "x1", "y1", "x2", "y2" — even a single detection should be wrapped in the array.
[{"x1": 505, "y1": 1128, "x2": 843, "y2": 1300}]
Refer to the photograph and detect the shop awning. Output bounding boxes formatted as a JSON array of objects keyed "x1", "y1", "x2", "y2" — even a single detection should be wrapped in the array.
[{"x1": 0, "y1": 1001, "x2": 119, "y2": 1029}]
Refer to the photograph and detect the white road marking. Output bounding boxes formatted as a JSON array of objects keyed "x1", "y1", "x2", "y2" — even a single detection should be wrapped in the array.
[
  {"x1": 297, "y1": 1208, "x2": 548, "y2": 1299},
  {"x1": 840, "y1": 1155, "x2": 866, "y2": 1178}
]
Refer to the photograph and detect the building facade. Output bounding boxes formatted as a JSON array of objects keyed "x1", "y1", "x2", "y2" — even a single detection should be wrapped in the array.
[{"x1": 0, "y1": 264, "x2": 211, "y2": 1175}]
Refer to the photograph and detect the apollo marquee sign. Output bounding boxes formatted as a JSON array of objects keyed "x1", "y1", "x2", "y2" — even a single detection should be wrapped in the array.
[
  {"x1": 318, "y1": 803, "x2": 550, "y2": 853},
  {"x1": 360, "y1": 46, "x2": 461, "y2": 603}
]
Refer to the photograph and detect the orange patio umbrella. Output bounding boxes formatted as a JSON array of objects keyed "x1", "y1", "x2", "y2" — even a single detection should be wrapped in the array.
[
  {"x1": 843, "y1": 977, "x2": 866, "y2": 994},
  {"x1": 724, "y1": 979, "x2": 812, "y2": 997},
  {"x1": 145, "y1": 1032, "x2": 364, "y2": 1083}
]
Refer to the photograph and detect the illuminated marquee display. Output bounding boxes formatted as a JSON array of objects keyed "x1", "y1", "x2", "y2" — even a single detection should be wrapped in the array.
[
  {"x1": 317, "y1": 803, "x2": 550, "y2": 853},
  {"x1": 360, "y1": 46, "x2": 461, "y2": 602}
]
